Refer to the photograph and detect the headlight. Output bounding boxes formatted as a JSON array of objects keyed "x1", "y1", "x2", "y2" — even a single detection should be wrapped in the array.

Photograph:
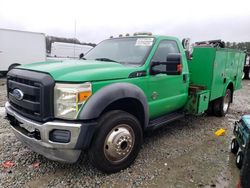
[{"x1": 54, "y1": 82, "x2": 92, "y2": 119}]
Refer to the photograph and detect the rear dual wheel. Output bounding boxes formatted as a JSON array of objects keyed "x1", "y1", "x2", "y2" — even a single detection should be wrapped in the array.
[
  {"x1": 213, "y1": 89, "x2": 232, "y2": 117},
  {"x1": 242, "y1": 72, "x2": 245, "y2": 80},
  {"x1": 242, "y1": 69, "x2": 250, "y2": 79},
  {"x1": 88, "y1": 110, "x2": 143, "y2": 173}
]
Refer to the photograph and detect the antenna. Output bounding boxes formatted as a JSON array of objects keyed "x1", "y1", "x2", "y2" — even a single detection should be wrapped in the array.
[{"x1": 74, "y1": 20, "x2": 76, "y2": 58}]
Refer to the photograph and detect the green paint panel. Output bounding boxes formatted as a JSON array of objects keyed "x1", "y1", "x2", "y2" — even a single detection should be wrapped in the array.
[
  {"x1": 185, "y1": 90, "x2": 210, "y2": 114},
  {"x1": 211, "y1": 50, "x2": 228, "y2": 100},
  {"x1": 188, "y1": 47, "x2": 245, "y2": 101},
  {"x1": 188, "y1": 48, "x2": 215, "y2": 89},
  {"x1": 197, "y1": 90, "x2": 210, "y2": 113},
  {"x1": 19, "y1": 59, "x2": 136, "y2": 82}
]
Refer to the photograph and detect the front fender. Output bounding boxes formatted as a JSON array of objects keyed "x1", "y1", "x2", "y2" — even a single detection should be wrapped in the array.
[{"x1": 78, "y1": 83, "x2": 149, "y2": 126}]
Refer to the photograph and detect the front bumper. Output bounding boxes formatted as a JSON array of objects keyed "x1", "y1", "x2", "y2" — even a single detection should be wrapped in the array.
[{"x1": 5, "y1": 102, "x2": 97, "y2": 163}]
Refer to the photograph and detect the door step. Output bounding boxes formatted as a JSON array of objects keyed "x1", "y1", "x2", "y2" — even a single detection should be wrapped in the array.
[{"x1": 147, "y1": 111, "x2": 184, "y2": 130}]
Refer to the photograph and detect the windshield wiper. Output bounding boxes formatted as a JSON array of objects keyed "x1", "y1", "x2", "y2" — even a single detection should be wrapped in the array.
[{"x1": 95, "y1": 58, "x2": 119, "y2": 63}]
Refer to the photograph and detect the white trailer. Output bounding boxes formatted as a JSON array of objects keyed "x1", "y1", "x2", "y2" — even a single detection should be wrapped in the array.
[
  {"x1": 0, "y1": 28, "x2": 46, "y2": 75},
  {"x1": 50, "y1": 42, "x2": 93, "y2": 58}
]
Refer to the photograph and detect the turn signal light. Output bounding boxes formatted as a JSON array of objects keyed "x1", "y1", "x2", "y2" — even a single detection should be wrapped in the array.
[
  {"x1": 78, "y1": 91, "x2": 92, "y2": 102},
  {"x1": 177, "y1": 64, "x2": 182, "y2": 72}
]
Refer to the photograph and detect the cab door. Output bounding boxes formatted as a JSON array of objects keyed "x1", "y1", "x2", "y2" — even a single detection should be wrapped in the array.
[{"x1": 147, "y1": 40, "x2": 188, "y2": 119}]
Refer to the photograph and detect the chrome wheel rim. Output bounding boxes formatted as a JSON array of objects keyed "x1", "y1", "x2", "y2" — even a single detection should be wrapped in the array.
[
  {"x1": 104, "y1": 124, "x2": 135, "y2": 164},
  {"x1": 223, "y1": 91, "x2": 230, "y2": 113},
  {"x1": 237, "y1": 154, "x2": 241, "y2": 163},
  {"x1": 242, "y1": 72, "x2": 245, "y2": 80}
]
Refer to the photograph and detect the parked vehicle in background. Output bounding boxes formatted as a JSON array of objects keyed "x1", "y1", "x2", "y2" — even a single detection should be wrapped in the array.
[
  {"x1": 49, "y1": 42, "x2": 93, "y2": 59},
  {"x1": 240, "y1": 137, "x2": 250, "y2": 188},
  {"x1": 231, "y1": 115, "x2": 250, "y2": 169},
  {"x1": 5, "y1": 33, "x2": 246, "y2": 173},
  {"x1": 242, "y1": 54, "x2": 250, "y2": 79},
  {"x1": 0, "y1": 28, "x2": 46, "y2": 76}
]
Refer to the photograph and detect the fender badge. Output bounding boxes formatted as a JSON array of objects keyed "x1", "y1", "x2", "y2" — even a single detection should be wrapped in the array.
[{"x1": 151, "y1": 92, "x2": 158, "y2": 100}]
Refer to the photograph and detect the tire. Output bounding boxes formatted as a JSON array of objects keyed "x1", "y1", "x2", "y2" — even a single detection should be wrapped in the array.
[
  {"x1": 88, "y1": 110, "x2": 143, "y2": 173},
  {"x1": 8, "y1": 63, "x2": 20, "y2": 72},
  {"x1": 236, "y1": 151, "x2": 244, "y2": 169},
  {"x1": 231, "y1": 138, "x2": 239, "y2": 154},
  {"x1": 245, "y1": 68, "x2": 250, "y2": 79},
  {"x1": 242, "y1": 72, "x2": 245, "y2": 80},
  {"x1": 213, "y1": 89, "x2": 232, "y2": 117},
  {"x1": 206, "y1": 101, "x2": 214, "y2": 115}
]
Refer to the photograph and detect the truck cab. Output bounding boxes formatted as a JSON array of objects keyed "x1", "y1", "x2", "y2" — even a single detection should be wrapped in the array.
[{"x1": 5, "y1": 33, "x2": 245, "y2": 173}]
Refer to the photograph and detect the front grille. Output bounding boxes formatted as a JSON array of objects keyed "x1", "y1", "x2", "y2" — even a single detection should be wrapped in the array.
[{"x1": 7, "y1": 69, "x2": 55, "y2": 122}]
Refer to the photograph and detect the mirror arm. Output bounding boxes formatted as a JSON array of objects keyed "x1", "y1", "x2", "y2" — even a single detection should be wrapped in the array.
[
  {"x1": 150, "y1": 61, "x2": 167, "y2": 75},
  {"x1": 150, "y1": 69, "x2": 166, "y2": 75},
  {"x1": 151, "y1": 61, "x2": 165, "y2": 66}
]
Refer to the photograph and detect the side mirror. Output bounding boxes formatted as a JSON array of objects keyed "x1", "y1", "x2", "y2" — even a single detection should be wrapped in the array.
[
  {"x1": 166, "y1": 53, "x2": 182, "y2": 75},
  {"x1": 150, "y1": 53, "x2": 182, "y2": 75}
]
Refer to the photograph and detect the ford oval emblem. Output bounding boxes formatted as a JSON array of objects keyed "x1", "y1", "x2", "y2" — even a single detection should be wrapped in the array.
[{"x1": 13, "y1": 89, "x2": 24, "y2": 100}]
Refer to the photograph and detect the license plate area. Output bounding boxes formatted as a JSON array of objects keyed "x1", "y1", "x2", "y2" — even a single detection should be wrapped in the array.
[
  {"x1": 7, "y1": 113, "x2": 41, "y2": 140},
  {"x1": 19, "y1": 122, "x2": 35, "y2": 133}
]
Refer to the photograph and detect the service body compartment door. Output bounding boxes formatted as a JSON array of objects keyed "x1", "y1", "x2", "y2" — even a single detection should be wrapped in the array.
[
  {"x1": 210, "y1": 51, "x2": 227, "y2": 100},
  {"x1": 197, "y1": 91, "x2": 210, "y2": 114},
  {"x1": 235, "y1": 52, "x2": 246, "y2": 90},
  {"x1": 185, "y1": 89, "x2": 210, "y2": 115}
]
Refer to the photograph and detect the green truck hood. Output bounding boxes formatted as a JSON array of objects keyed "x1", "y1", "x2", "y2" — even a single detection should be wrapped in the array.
[{"x1": 18, "y1": 60, "x2": 138, "y2": 82}]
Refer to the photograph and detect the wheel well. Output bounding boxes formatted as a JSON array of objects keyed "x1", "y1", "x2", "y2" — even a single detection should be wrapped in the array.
[
  {"x1": 101, "y1": 98, "x2": 145, "y2": 129},
  {"x1": 227, "y1": 82, "x2": 234, "y2": 102}
]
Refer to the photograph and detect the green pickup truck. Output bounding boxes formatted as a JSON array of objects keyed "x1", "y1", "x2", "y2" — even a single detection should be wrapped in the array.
[{"x1": 5, "y1": 33, "x2": 246, "y2": 173}]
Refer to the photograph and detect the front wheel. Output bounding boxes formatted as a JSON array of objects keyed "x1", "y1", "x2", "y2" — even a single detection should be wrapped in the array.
[
  {"x1": 213, "y1": 89, "x2": 232, "y2": 117},
  {"x1": 88, "y1": 110, "x2": 143, "y2": 173}
]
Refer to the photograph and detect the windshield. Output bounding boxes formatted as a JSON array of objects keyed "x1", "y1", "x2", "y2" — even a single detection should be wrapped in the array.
[{"x1": 84, "y1": 37, "x2": 154, "y2": 65}]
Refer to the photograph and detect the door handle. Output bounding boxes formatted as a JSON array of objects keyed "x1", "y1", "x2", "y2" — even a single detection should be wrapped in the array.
[{"x1": 183, "y1": 74, "x2": 187, "y2": 83}]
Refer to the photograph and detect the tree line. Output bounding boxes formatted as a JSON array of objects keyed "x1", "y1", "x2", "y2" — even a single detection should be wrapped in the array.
[
  {"x1": 45, "y1": 37, "x2": 250, "y2": 55},
  {"x1": 225, "y1": 42, "x2": 250, "y2": 53}
]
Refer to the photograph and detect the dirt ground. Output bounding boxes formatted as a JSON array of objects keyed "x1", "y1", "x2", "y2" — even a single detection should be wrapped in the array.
[{"x1": 0, "y1": 78, "x2": 249, "y2": 188}]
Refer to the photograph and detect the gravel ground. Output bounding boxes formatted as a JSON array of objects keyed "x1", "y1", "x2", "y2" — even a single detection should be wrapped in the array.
[
  {"x1": 0, "y1": 78, "x2": 249, "y2": 188},
  {"x1": 0, "y1": 78, "x2": 7, "y2": 107}
]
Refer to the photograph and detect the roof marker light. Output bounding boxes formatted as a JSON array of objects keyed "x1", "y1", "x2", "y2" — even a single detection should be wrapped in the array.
[{"x1": 134, "y1": 32, "x2": 152, "y2": 36}]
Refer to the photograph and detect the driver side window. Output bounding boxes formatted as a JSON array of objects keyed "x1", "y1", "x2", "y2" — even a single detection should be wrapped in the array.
[{"x1": 151, "y1": 40, "x2": 180, "y2": 72}]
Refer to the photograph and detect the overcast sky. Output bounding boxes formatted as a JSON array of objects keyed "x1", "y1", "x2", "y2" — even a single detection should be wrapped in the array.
[{"x1": 1, "y1": 0, "x2": 250, "y2": 44}]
